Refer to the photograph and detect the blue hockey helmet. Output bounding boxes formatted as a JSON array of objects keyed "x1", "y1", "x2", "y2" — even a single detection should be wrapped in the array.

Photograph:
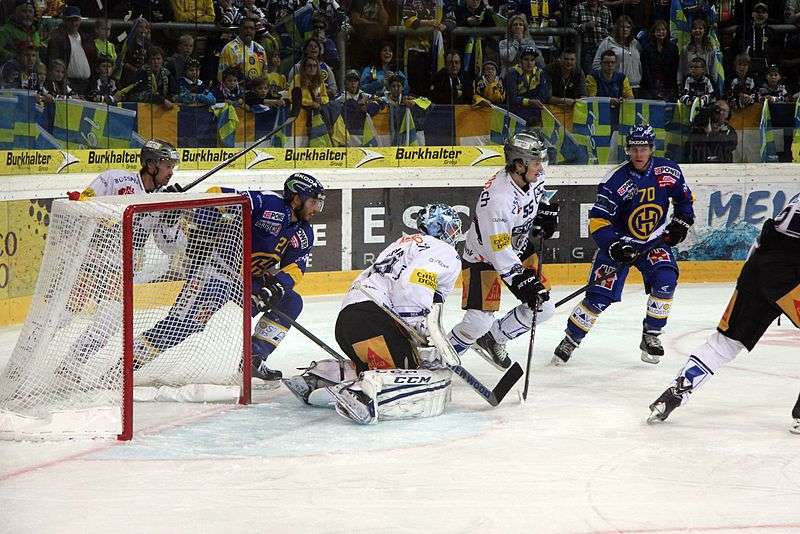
[
  {"x1": 417, "y1": 203, "x2": 462, "y2": 245},
  {"x1": 283, "y1": 172, "x2": 325, "y2": 211},
  {"x1": 626, "y1": 124, "x2": 656, "y2": 148}
]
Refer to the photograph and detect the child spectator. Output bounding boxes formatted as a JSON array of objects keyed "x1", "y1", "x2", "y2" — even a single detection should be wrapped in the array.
[
  {"x1": 678, "y1": 18, "x2": 719, "y2": 88},
  {"x1": 726, "y1": 53, "x2": 757, "y2": 110},
  {"x1": 41, "y1": 59, "x2": 75, "y2": 102},
  {"x1": 474, "y1": 59, "x2": 505, "y2": 105},
  {"x1": 381, "y1": 72, "x2": 416, "y2": 107},
  {"x1": 122, "y1": 46, "x2": 175, "y2": 109},
  {"x1": 0, "y1": 40, "x2": 41, "y2": 91},
  {"x1": 89, "y1": 18, "x2": 116, "y2": 68},
  {"x1": 212, "y1": 67, "x2": 244, "y2": 106},
  {"x1": 244, "y1": 77, "x2": 285, "y2": 109},
  {"x1": 87, "y1": 54, "x2": 117, "y2": 104},
  {"x1": 336, "y1": 69, "x2": 375, "y2": 107},
  {"x1": 175, "y1": 57, "x2": 215, "y2": 107},
  {"x1": 165, "y1": 34, "x2": 194, "y2": 81},
  {"x1": 738, "y1": 2, "x2": 774, "y2": 79},
  {"x1": 264, "y1": 51, "x2": 288, "y2": 103},
  {"x1": 758, "y1": 64, "x2": 788, "y2": 102},
  {"x1": 679, "y1": 57, "x2": 715, "y2": 106}
]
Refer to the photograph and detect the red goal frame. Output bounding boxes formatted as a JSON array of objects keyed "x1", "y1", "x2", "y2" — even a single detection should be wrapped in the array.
[{"x1": 119, "y1": 196, "x2": 252, "y2": 440}]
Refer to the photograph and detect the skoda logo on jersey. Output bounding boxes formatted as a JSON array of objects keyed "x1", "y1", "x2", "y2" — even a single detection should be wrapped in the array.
[{"x1": 628, "y1": 203, "x2": 664, "y2": 239}]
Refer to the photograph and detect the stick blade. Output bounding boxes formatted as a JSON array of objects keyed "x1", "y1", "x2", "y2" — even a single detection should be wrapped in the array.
[{"x1": 489, "y1": 362, "x2": 524, "y2": 406}]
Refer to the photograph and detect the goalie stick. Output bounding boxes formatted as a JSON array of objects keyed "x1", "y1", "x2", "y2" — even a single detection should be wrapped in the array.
[{"x1": 354, "y1": 283, "x2": 522, "y2": 407}]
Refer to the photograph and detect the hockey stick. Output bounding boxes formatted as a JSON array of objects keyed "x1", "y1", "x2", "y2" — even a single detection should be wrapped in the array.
[
  {"x1": 175, "y1": 88, "x2": 303, "y2": 193},
  {"x1": 553, "y1": 237, "x2": 667, "y2": 309},
  {"x1": 354, "y1": 283, "x2": 522, "y2": 407},
  {"x1": 270, "y1": 308, "x2": 348, "y2": 380},
  {"x1": 522, "y1": 232, "x2": 546, "y2": 401}
]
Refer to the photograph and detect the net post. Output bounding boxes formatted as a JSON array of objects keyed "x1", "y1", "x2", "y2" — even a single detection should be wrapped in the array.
[
  {"x1": 240, "y1": 198, "x2": 252, "y2": 405},
  {"x1": 119, "y1": 206, "x2": 135, "y2": 441}
]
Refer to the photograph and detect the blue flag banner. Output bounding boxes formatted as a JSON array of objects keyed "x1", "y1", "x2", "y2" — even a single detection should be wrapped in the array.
[
  {"x1": 540, "y1": 106, "x2": 584, "y2": 164},
  {"x1": 52, "y1": 98, "x2": 139, "y2": 148},
  {"x1": 572, "y1": 98, "x2": 616, "y2": 164},
  {"x1": 0, "y1": 90, "x2": 60, "y2": 149},
  {"x1": 489, "y1": 105, "x2": 526, "y2": 145}
]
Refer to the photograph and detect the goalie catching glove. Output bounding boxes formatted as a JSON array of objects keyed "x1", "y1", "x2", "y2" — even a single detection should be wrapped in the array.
[
  {"x1": 255, "y1": 274, "x2": 286, "y2": 312},
  {"x1": 507, "y1": 268, "x2": 549, "y2": 307},
  {"x1": 662, "y1": 216, "x2": 692, "y2": 246}
]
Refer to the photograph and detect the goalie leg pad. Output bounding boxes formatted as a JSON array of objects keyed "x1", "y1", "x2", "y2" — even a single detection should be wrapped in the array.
[{"x1": 331, "y1": 368, "x2": 453, "y2": 424}]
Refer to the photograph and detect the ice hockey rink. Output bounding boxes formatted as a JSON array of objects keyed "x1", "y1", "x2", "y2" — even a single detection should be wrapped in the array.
[{"x1": 1, "y1": 282, "x2": 799, "y2": 534}]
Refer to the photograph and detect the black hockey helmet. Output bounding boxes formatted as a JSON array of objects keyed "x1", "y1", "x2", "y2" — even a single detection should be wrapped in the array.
[{"x1": 284, "y1": 172, "x2": 325, "y2": 211}]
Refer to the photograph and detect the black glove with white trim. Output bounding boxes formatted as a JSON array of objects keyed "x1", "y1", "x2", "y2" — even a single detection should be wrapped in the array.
[
  {"x1": 508, "y1": 268, "x2": 549, "y2": 306},
  {"x1": 256, "y1": 274, "x2": 286, "y2": 312},
  {"x1": 531, "y1": 202, "x2": 559, "y2": 240},
  {"x1": 608, "y1": 240, "x2": 637, "y2": 265},
  {"x1": 662, "y1": 216, "x2": 692, "y2": 246}
]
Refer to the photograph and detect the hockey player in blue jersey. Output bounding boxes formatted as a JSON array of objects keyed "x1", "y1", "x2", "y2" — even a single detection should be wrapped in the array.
[
  {"x1": 553, "y1": 125, "x2": 695, "y2": 365},
  {"x1": 131, "y1": 173, "x2": 325, "y2": 383}
]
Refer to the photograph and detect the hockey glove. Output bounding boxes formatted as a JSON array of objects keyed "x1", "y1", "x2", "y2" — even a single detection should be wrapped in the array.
[
  {"x1": 662, "y1": 217, "x2": 692, "y2": 246},
  {"x1": 162, "y1": 183, "x2": 185, "y2": 193},
  {"x1": 608, "y1": 240, "x2": 637, "y2": 265},
  {"x1": 508, "y1": 268, "x2": 550, "y2": 307},
  {"x1": 531, "y1": 202, "x2": 559, "y2": 240},
  {"x1": 257, "y1": 275, "x2": 286, "y2": 312}
]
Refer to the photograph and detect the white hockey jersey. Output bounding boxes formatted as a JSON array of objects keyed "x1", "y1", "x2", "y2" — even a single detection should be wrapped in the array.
[
  {"x1": 342, "y1": 234, "x2": 461, "y2": 330},
  {"x1": 462, "y1": 169, "x2": 548, "y2": 281},
  {"x1": 79, "y1": 169, "x2": 149, "y2": 199},
  {"x1": 774, "y1": 194, "x2": 800, "y2": 239}
]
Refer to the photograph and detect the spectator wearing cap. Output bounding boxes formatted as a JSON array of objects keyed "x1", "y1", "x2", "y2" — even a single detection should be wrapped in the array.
[
  {"x1": 86, "y1": 54, "x2": 117, "y2": 104},
  {"x1": 166, "y1": 34, "x2": 193, "y2": 81},
  {"x1": 218, "y1": 18, "x2": 266, "y2": 83},
  {"x1": 0, "y1": 40, "x2": 41, "y2": 92},
  {"x1": 336, "y1": 69, "x2": 375, "y2": 108},
  {"x1": 592, "y1": 15, "x2": 642, "y2": 95},
  {"x1": 586, "y1": 48, "x2": 633, "y2": 103},
  {"x1": 505, "y1": 44, "x2": 551, "y2": 125},
  {"x1": 175, "y1": 57, "x2": 215, "y2": 107},
  {"x1": 498, "y1": 14, "x2": 544, "y2": 78},
  {"x1": 0, "y1": 0, "x2": 42, "y2": 65},
  {"x1": 359, "y1": 43, "x2": 408, "y2": 96},
  {"x1": 429, "y1": 50, "x2": 474, "y2": 105},
  {"x1": 736, "y1": 2, "x2": 775, "y2": 78},
  {"x1": 171, "y1": 0, "x2": 215, "y2": 22},
  {"x1": 46, "y1": 6, "x2": 92, "y2": 95},
  {"x1": 473, "y1": 59, "x2": 505, "y2": 105},
  {"x1": 545, "y1": 47, "x2": 586, "y2": 108},
  {"x1": 570, "y1": 0, "x2": 613, "y2": 75}
]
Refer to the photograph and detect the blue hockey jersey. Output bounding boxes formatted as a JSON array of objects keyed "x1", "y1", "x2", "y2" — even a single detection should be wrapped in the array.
[{"x1": 588, "y1": 157, "x2": 695, "y2": 251}]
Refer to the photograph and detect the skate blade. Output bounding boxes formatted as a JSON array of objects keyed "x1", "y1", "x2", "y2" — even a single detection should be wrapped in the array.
[
  {"x1": 471, "y1": 345, "x2": 510, "y2": 372},
  {"x1": 640, "y1": 350, "x2": 661, "y2": 365},
  {"x1": 646, "y1": 404, "x2": 666, "y2": 424},
  {"x1": 550, "y1": 355, "x2": 568, "y2": 366},
  {"x1": 791, "y1": 419, "x2": 800, "y2": 435}
]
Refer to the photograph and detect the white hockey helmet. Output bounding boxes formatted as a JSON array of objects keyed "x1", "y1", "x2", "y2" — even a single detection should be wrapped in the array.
[{"x1": 504, "y1": 130, "x2": 549, "y2": 170}]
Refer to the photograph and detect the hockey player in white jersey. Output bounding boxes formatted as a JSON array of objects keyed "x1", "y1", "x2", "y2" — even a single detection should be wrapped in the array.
[
  {"x1": 447, "y1": 130, "x2": 558, "y2": 369},
  {"x1": 648, "y1": 194, "x2": 800, "y2": 433},
  {"x1": 280, "y1": 203, "x2": 463, "y2": 424}
]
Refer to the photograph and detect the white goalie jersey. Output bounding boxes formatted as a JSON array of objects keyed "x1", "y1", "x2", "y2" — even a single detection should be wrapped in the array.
[
  {"x1": 342, "y1": 233, "x2": 461, "y2": 330},
  {"x1": 462, "y1": 168, "x2": 548, "y2": 281}
]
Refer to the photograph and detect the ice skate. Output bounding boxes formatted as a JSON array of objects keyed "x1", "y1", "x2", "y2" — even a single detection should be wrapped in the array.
[
  {"x1": 791, "y1": 418, "x2": 800, "y2": 435},
  {"x1": 640, "y1": 331, "x2": 664, "y2": 364},
  {"x1": 282, "y1": 375, "x2": 312, "y2": 404},
  {"x1": 252, "y1": 358, "x2": 282, "y2": 389},
  {"x1": 474, "y1": 332, "x2": 512, "y2": 370},
  {"x1": 647, "y1": 385, "x2": 684, "y2": 423},
  {"x1": 551, "y1": 335, "x2": 578, "y2": 365}
]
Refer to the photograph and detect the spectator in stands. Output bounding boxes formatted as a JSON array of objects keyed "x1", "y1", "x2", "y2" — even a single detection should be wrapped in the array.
[
  {"x1": 218, "y1": 19, "x2": 266, "y2": 83},
  {"x1": 759, "y1": 64, "x2": 788, "y2": 102},
  {"x1": 381, "y1": 72, "x2": 417, "y2": 107},
  {"x1": 429, "y1": 49, "x2": 474, "y2": 104},
  {"x1": 349, "y1": 0, "x2": 389, "y2": 67},
  {"x1": 640, "y1": 20, "x2": 679, "y2": 102},
  {"x1": 679, "y1": 57, "x2": 715, "y2": 106},
  {"x1": 86, "y1": 53, "x2": 117, "y2": 104},
  {"x1": 46, "y1": 6, "x2": 92, "y2": 96},
  {"x1": 116, "y1": 17, "x2": 151, "y2": 88},
  {"x1": 0, "y1": 40, "x2": 41, "y2": 92},
  {"x1": 122, "y1": 46, "x2": 175, "y2": 109},
  {"x1": 287, "y1": 38, "x2": 337, "y2": 98},
  {"x1": 212, "y1": 66, "x2": 244, "y2": 106},
  {"x1": 171, "y1": 0, "x2": 215, "y2": 22},
  {"x1": 498, "y1": 14, "x2": 544, "y2": 77},
  {"x1": 505, "y1": 44, "x2": 550, "y2": 125},
  {"x1": 310, "y1": 12, "x2": 341, "y2": 73},
  {"x1": 244, "y1": 77, "x2": 283, "y2": 110},
  {"x1": 586, "y1": 48, "x2": 633, "y2": 104},
  {"x1": 545, "y1": 47, "x2": 586, "y2": 109},
  {"x1": 290, "y1": 56, "x2": 329, "y2": 110},
  {"x1": 264, "y1": 51, "x2": 288, "y2": 103},
  {"x1": 359, "y1": 44, "x2": 408, "y2": 96},
  {"x1": 452, "y1": 0, "x2": 498, "y2": 69},
  {"x1": 737, "y1": 2, "x2": 775, "y2": 80},
  {"x1": 686, "y1": 98, "x2": 737, "y2": 163},
  {"x1": 175, "y1": 56, "x2": 215, "y2": 107},
  {"x1": 510, "y1": 0, "x2": 562, "y2": 54},
  {"x1": 217, "y1": 0, "x2": 244, "y2": 26},
  {"x1": 402, "y1": 0, "x2": 456, "y2": 96},
  {"x1": 678, "y1": 18, "x2": 720, "y2": 89},
  {"x1": 242, "y1": 0, "x2": 268, "y2": 28},
  {"x1": 85, "y1": 18, "x2": 117, "y2": 72},
  {"x1": 592, "y1": 15, "x2": 642, "y2": 95},
  {"x1": 474, "y1": 59, "x2": 505, "y2": 105},
  {"x1": 0, "y1": 0, "x2": 42, "y2": 65},
  {"x1": 166, "y1": 34, "x2": 193, "y2": 81},
  {"x1": 727, "y1": 53, "x2": 757, "y2": 110},
  {"x1": 131, "y1": 0, "x2": 174, "y2": 22},
  {"x1": 41, "y1": 58, "x2": 75, "y2": 102},
  {"x1": 336, "y1": 68, "x2": 375, "y2": 107},
  {"x1": 570, "y1": 0, "x2": 613, "y2": 74}
]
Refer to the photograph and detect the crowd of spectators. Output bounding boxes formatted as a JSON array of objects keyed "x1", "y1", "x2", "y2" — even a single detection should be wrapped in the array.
[{"x1": 0, "y1": 0, "x2": 799, "y2": 158}]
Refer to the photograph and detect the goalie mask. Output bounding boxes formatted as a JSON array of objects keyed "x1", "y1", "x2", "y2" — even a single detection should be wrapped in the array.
[
  {"x1": 417, "y1": 203, "x2": 462, "y2": 245},
  {"x1": 504, "y1": 130, "x2": 549, "y2": 174}
]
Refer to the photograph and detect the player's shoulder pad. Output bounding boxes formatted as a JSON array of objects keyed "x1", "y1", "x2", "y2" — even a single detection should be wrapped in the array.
[
  {"x1": 289, "y1": 223, "x2": 314, "y2": 250},
  {"x1": 651, "y1": 156, "x2": 685, "y2": 180},
  {"x1": 598, "y1": 161, "x2": 628, "y2": 187}
]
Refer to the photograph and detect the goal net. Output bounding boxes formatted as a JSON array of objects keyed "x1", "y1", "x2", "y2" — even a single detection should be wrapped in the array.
[{"x1": 0, "y1": 193, "x2": 252, "y2": 440}]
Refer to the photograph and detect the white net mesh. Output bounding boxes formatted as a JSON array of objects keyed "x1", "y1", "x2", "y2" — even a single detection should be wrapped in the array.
[{"x1": 0, "y1": 193, "x2": 248, "y2": 439}]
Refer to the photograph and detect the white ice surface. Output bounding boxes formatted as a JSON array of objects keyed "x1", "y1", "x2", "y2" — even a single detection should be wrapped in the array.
[{"x1": 1, "y1": 283, "x2": 799, "y2": 534}]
